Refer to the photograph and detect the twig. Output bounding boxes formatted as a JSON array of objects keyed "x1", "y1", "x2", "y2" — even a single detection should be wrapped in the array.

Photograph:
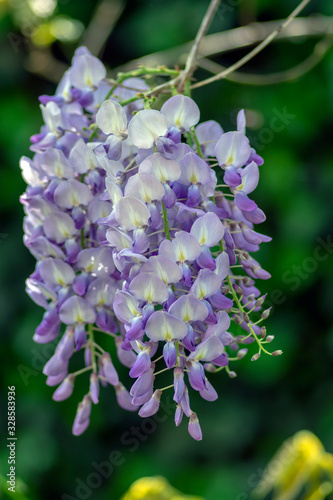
[
  {"x1": 113, "y1": 15, "x2": 333, "y2": 74},
  {"x1": 198, "y1": 34, "x2": 333, "y2": 85},
  {"x1": 80, "y1": 0, "x2": 125, "y2": 56},
  {"x1": 178, "y1": 0, "x2": 221, "y2": 91},
  {"x1": 191, "y1": 0, "x2": 313, "y2": 89}
]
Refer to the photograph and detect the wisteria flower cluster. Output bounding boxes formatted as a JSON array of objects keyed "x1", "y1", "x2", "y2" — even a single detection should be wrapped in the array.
[{"x1": 20, "y1": 47, "x2": 279, "y2": 440}]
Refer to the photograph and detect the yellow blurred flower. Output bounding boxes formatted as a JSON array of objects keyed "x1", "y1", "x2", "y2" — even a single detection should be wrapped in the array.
[
  {"x1": 251, "y1": 430, "x2": 333, "y2": 500},
  {"x1": 31, "y1": 15, "x2": 84, "y2": 46},
  {"x1": 120, "y1": 476, "x2": 204, "y2": 500}
]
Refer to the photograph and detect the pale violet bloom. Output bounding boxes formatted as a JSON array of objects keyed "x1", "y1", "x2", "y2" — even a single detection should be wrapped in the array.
[
  {"x1": 39, "y1": 258, "x2": 75, "y2": 287},
  {"x1": 161, "y1": 95, "x2": 200, "y2": 131},
  {"x1": 115, "y1": 196, "x2": 150, "y2": 230},
  {"x1": 191, "y1": 269, "x2": 222, "y2": 300},
  {"x1": 191, "y1": 212, "x2": 224, "y2": 247},
  {"x1": 232, "y1": 161, "x2": 260, "y2": 212},
  {"x1": 106, "y1": 227, "x2": 133, "y2": 251},
  {"x1": 124, "y1": 172, "x2": 165, "y2": 204},
  {"x1": 195, "y1": 120, "x2": 223, "y2": 157},
  {"x1": 190, "y1": 212, "x2": 225, "y2": 269},
  {"x1": 69, "y1": 138, "x2": 100, "y2": 174},
  {"x1": 54, "y1": 179, "x2": 93, "y2": 209},
  {"x1": 96, "y1": 100, "x2": 128, "y2": 160},
  {"x1": 141, "y1": 255, "x2": 182, "y2": 285},
  {"x1": 70, "y1": 46, "x2": 106, "y2": 90},
  {"x1": 113, "y1": 290, "x2": 141, "y2": 324},
  {"x1": 59, "y1": 296, "x2": 96, "y2": 325},
  {"x1": 129, "y1": 272, "x2": 168, "y2": 305},
  {"x1": 178, "y1": 152, "x2": 211, "y2": 186},
  {"x1": 128, "y1": 109, "x2": 168, "y2": 149},
  {"x1": 169, "y1": 294, "x2": 209, "y2": 323},
  {"x1": 188, "y1": 335, "x2": 224, "y2": 363},
  {"x1": 35, "y1": 148, "x2": 74, "y2": 179},
  {"x1": 76, "y1": 247, "x2": 115, "y2": 276},
  {"x1": 20, "y1": 157, "x2": 46, "y2": 187},
  {"x1": 215, "y1": 131, "x2": 251, "y2": 186},
  {"x1": 145, "y1": 311, "x2": 187, "y2": 342},
  {"x1": 159, "y1": 230, "x2": 201, "y2": 264},
  {"x1": 139, "y1": 153, "x2": 181, "y2": 184},
  {"x1": 43, "y1": 212, "x2": 77, "y2": 244},
  {"x1": 96, "y1": 99, "x2": 128, "y2": 137},
  {"x1": 215, "y1": 252, "x2": 230, "y2": 281}
]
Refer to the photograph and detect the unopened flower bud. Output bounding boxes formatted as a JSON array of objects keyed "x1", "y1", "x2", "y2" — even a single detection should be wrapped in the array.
[
  {"x1": 261, "y1": 307, "x2": 272, "y2": 320},
  {"x1": 251, "y1": 352, "x2": 261, "y2": 362},
  {"x1": 260, "y1": 326, "x2": 267, "y2": 339},
  {"x1": 266, "y1": 335, "x2": 274, "y2": 343},
  {"x1": 233, "y1": 284, "x2": 243, "y2": 295},
  {"x1": 101, "y1": 352, "x2": 119, "y2": 386},
  {"x1": 175, "y1": 405, "x2": 183, "y2": 427},
  {"x1": 115, "y1": 383, "x2": 138, "y2": 412},
  {"x1": 203, "y1": 363, "x2": 217, "y2": 373},
  {"x1": 272, "y1": 350, "x2": 283, "y2": 356},
  {"x1": 52, "y1": 375, "x2": 75, "y2": 401},
  {"x1": 233, "y1": 314, "x2": 242, "y2": 325},
  {"x1": 237, "y1": 348, "x2": 248, "y2": 359},
  {"x1": 255, "y1": 294, "x2": 267, "y2": 308},
  {"x1": 228, "y1": 370, "x2": 237, "y2": 378},
  {"x1": 89, "y1": 373, "x2": 99, "y2": 404},
  {"x1": 188, "y1": 412, "x2": 202, "y2": 441},
  {"x1": 139, "y1": 389, "x2": 162, "y2": 417}
]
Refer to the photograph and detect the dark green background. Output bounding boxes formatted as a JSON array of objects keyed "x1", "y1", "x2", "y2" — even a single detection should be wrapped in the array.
[{"x1": 0, "y1": 0, "x2": 333, "y2": 498}]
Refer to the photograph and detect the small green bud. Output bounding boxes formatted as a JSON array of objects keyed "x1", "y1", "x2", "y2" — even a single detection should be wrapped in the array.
[
  {"x1": 203, "y1": 363, "x2": 216, "y2": 373},
  {"x1": 255, "y1": 296, "x2": 265, "y2": 307},
  {"x1": 251, "y1": 352, "x2": 261, "y2": 361},
  {"x1": 261, "y1": 307, "x2": 272, "y2": 320},
  {"x1": 237, "y1": 348, "x2": 248, "y2": 359},
  {"x1": 233, "y1": 314, "x2": 242, "y2": 325}
]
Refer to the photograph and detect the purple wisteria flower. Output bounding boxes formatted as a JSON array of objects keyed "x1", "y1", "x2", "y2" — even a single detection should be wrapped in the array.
[{"x1": 20, "y1": 46, "x2": 277, "y2": 441}]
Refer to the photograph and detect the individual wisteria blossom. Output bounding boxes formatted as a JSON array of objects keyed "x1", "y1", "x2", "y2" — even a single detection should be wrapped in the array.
[{"x1": 20, "y1": 46, "x2": 279, "y2": 441}]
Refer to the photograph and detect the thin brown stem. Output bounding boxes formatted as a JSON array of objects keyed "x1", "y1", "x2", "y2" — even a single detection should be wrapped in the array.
[
  {"x1": 178, "y1": 0, "x2": 221, "y2": 91},
  {"x1": 191, "y1": 0, "x2": 313, "y2": 89},
  {"x1": 198, "y1": 35, "x2": 332, "y2": 85}
]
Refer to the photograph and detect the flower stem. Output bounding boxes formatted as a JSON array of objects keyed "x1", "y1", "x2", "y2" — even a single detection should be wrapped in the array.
[
  {"x1": 72, "y1": 365, "x2": 93, "y2": 377},
  {"x1": 160, "y1": 384, "x2": 174, "y2": 391},
  {"x1": 161, "y1": 201, "x2": 171, "y2": 240},
  {"x1": 191, "y1": 126, "x2": 204, "y2": 158},
  {"x1": 227, "y1": 274, "x2": 271, "y2": 355},
  {"x1": 88, "y1": 324, "x2": 97, "y2": 372},
  {"x1": 191, "y1": 0, "x2": 313, "y2": 89}
]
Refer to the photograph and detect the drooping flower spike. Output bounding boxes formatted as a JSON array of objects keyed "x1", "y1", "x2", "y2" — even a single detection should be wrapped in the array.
[{"x1": 20, "y1": 46, "x2": 278, "y2": 441}]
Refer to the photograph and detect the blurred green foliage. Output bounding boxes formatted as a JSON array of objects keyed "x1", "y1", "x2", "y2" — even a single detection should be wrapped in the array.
[{"x1": 0, "y1": 1, "x2": 333, "y2": 499}]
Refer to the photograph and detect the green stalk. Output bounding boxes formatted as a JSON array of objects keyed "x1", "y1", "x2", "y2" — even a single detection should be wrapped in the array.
[
  {"x1": 88, "y1": 324, "x2": 97, "y2": 372},
  {"x1": 226, "y1": 274, "x2": 271, "y2": 356},
  {"x1": 161, "y1": 201, "x2": 171, "y2": 240},
  {"x1": 191, "y1": 126, "x2": 204, "y2": 158}
]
